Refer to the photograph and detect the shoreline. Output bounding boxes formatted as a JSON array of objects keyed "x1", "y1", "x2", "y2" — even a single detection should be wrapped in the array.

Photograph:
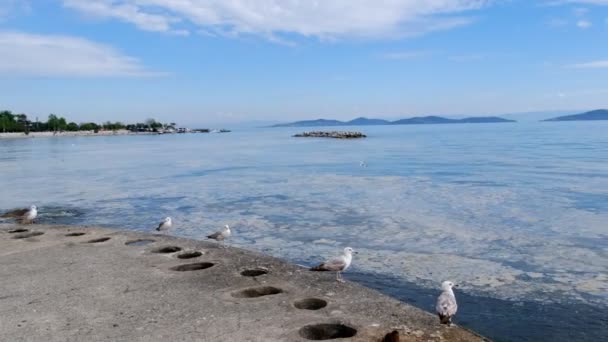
[
  {"x1": 0, "y1": 223, "x2": 485, "y2": 341},
  {"x1": 0, "y1": 130, "x2": 155, "y2": 139}
]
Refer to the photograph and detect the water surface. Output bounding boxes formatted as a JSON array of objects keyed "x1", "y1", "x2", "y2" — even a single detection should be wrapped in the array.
[{"x1": 1, "y1": 122, "x2": 607, "y2": 341}]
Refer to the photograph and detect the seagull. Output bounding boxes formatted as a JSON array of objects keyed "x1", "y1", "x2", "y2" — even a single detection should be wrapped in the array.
[
  {"x1": 436, "y1": 280, "x2": 458, "y2": 327},
  {"x1": 310, "y1": 247, "x2": 356, "y2": 283},
  {"x1": 155, "y1": 217, "x2": 172, "y2": 232},
  {"x1": 359, "y1": 161, "x2": 367, "y2": 168},
  {"x1": 207, "y1": 225, "x2": 231, "y2": 242},
  {"x1": 1, "y1": 205, "x2": 37, "y2": 224}
]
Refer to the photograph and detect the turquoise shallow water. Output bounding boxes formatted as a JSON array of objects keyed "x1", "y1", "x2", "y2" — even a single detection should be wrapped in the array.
[{"x1": 1, "y1": 122, "x2": 607, "y2": 341}]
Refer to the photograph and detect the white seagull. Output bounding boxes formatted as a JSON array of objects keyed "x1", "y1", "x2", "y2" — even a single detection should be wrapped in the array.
[
  {"x1": 310, "y1": 247, "x2": 356, "y2": 283},
  {"x1": 207, "y1": 225, "x2": 231, "y2": 242},
  {"x1": 155, "y1": 217, "x2": 172, "y2": 232},
  {"x1": 359, "y1": 161, "x2": 367, "y2": 168},
  {"x1": 436, "y1": 280, "x2": 458, "y2": 326},
  {"x1": 1, "y1": 205, "x2": 38, "y2": 224}
]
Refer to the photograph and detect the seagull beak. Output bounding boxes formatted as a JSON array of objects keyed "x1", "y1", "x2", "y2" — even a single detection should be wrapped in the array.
[
  {"x1": 354, "y1": 251, "x2": 359, "y2": 254},
  {"x1": 453, "y1": 284, "x2": 459, "y2": 288}
]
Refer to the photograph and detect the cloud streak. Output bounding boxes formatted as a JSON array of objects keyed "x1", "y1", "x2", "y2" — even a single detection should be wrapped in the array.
[
  {"x1": 576, "y1": 19, "x2": 592, "y2": 28},
  {"x1": 63, "y1": 0, "x2": 492, "y2": 42},
  {"x1": 567, "y1": 60, "x2": 608, "y2": 68},
  {"x1": 0, "y1": 31, "x2": 164, "y2": 77}
]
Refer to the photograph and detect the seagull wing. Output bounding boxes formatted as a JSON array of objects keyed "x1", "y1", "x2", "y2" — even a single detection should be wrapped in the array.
[
  {"x1": 436, "y1": 292, "x2": 457, "y2": 318},
  {"x1": 1, "y1": 208, "x2": 29, "y2": 218},
  {"x1": 311, "y1": 255, "x2": 346, "y2": 272},
  {"x1": 156, "y1": 221, "x2": 165, "y2": 231},
  {"x1": 207, "y1": 231, "x2": 224, "y2": 240}
]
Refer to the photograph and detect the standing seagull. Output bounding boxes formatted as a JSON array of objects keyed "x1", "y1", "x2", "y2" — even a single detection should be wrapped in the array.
[
  {"x1": 155, "y1": 217, "x2": 172, "y2": 232},
  {"x1": 1, "y1": 205, "x2": 38, "y2": 224},
  {"x1": 207, "y1": 225, "x2": 231, "y2": 243},
  {"x1": 310, "y1": 247, "x2": 356, "y2": 283},
  {"x1": 436, "y1": 280, "x2": 458, "y2": 326}
]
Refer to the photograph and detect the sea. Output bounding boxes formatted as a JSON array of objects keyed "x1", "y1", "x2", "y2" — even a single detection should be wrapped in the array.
[{"x1": 1, "y1": 121, "x2": 607, "y2": 341}]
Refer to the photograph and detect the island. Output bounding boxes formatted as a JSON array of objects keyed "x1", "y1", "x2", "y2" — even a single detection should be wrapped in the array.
[
  {"x1": 293, "y1": 131, "x2": 367, "y2": 139},
  {"x1": 273, "y1": 115, "x2": 515, "y2": 127},
  {"x1": 543, "y1": 109, "x2": 608, "y2": 122}
]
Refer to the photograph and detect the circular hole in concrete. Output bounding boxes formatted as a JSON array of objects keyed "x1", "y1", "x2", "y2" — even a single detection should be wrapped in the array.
[
  {"x1": 65, "y1": 232, "x2": 86, "y2": 237},
  {"x1": 8, "y1": 228, "x2": 29, "y2": 233},
  {"x1": 125, "y1": 239, "x2": 155, "y2": 246},
  {"x1": 382, "y1": 330, "x2": 400, "y2": 341},
  {"x1": 177, "y1": 251, "x2": 202, "y2": 259},
  {"x1": 240, "y1": 269, "x2": 268, "y2": 277},
  {"x1": 87, "y1": 237, "x2": 111, "y2": 243},
  {"x1": 170, "y1": 262, "x2": 214, "y2": 272},
  {"x1": 12, "y1": 231, "x2": 44, "y2": 239},
  {"x1": 152, "y1": 246, "x2": 182, "y2": 254},
  {"x1": 298, "y1": 324, "x2": 357, "y2": 340},
  {"x1": 231, "y1": 286, "x2": 283, "y2": 298},
  {"x1": 294, "y1": 298, "x2": 328, "y2": 310}
]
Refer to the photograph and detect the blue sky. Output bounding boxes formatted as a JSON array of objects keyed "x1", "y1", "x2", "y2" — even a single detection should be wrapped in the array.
[{"x1": 0, "y1": 0, "x2": 607, "y2": 125}]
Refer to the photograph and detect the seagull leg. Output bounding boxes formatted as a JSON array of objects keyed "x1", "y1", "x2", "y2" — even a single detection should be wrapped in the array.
[{"x1": 336, "y1": 271, "x2": 345, "y2": 283}]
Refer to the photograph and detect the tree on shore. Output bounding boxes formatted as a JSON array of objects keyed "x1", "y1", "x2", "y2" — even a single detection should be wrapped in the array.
[
  {"x1": 79, "y1": 122, "x2": 100, "y2": 132},
  {"x1": 1, "y1": 111, "x2": 31, "y2": 133},
  {"x1": 15, "y1": 114, "x2": 30, "y2": 134},
  {"x1": 0, "y1": 111, "x2": 18, "y2": 132},
  {"x1": 66, "y1": 122, "x2": 79, "y2": 131},
  {"x1": 102, "y1": 121, "x2": 126, "y2": 131},
  {"x1": 1, "y1": 109, "x2": 176, "y2": 133},
  {"x1": 47, "y1": 114, "x2": 68, "y2": 132}
]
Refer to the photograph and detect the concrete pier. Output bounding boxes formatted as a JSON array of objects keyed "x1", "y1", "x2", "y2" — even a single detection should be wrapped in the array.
[{"x1": 0, "y1": 224, "x2": 487, "y2": 341}]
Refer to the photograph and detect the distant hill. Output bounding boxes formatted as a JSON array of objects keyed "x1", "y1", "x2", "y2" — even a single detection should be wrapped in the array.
[
  {"x1": 346, "y1": 117, "x2": 391, "y2": 125},
  {"x1": 501, "y1": 110, "x2": 579, "y2": 122},
  {"x1": 391, "y1": 116, "x2": 455, "y2": 125},
  {"x1": 272, "y1": 119, "x2": 344, "y2": 127},
  {"x1": 271, "y1": 115, "x2": 514, "y2": 127},
  {"x1": 543, "y1": 109, "x2": 608, "y2": 122}
]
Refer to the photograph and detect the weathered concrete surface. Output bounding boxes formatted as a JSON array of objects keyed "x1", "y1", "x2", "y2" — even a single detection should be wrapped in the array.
[{"x1": 0, "y1": 224, "x2": 487, "y2": 342}]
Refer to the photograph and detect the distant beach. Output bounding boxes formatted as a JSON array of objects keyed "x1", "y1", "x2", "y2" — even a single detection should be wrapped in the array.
[{"x1": 0, "y1": 130, "x2": 154, "y2": 139}]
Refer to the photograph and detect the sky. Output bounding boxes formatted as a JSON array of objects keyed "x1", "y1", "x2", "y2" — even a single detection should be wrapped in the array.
[{"x1": 0, "y1": 0, "x2": 607, "y2": 126}]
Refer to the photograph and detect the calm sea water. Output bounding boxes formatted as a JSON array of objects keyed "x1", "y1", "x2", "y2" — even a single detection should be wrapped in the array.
[{"x1": 1, "y1": 122, "x2": 607, "y2": 341}]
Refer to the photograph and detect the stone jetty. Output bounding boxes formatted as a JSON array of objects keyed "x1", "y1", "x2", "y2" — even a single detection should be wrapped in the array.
[
  {"x1": 293, "y1": 131, "x2": 367, "y2": 139},
  {"x1": 0, "y1": 224, "x2": 486, "y2": 342}
]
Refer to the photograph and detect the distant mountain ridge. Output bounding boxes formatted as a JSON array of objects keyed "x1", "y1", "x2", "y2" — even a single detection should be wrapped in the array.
[
  {"x1": 272, "y1": 116, "x2": 515, "y2": 127},
  {"x1": 543, "y1": 109, "x2": 608, "y2": 122}
]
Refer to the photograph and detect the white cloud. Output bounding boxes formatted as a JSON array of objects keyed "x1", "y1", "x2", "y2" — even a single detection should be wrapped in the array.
[
  {"x1": 63, "y1": 0, "x2": 492, "y2": 41},
  {"x1": 567, "y1": 60, "x2": 608, "y2": 68},
  {"x1": 62, "y1": 0, "x2": 188, "y2": 35},
  {"x1": 576, "y1": 19, "x2": 592, "y2": 28},
  {"x1": 0, "y1": 31, "x2": 164, "y2": 77}
]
